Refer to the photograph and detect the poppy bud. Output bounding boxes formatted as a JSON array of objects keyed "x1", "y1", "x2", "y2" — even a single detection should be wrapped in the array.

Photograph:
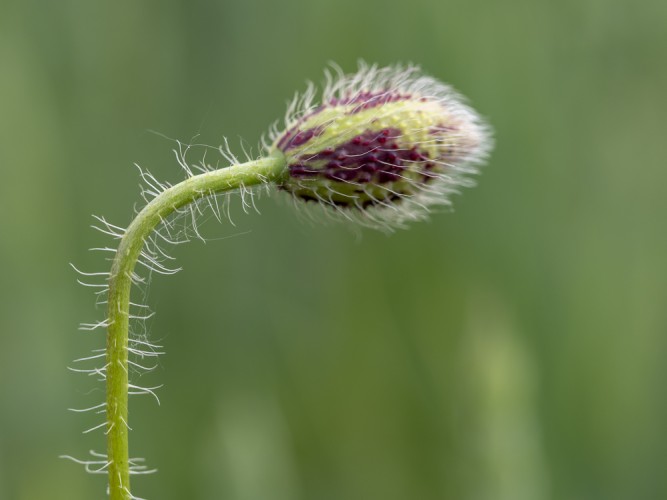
[{"x1": 269, "y1": 63, "x2": 492, "y2": 229}]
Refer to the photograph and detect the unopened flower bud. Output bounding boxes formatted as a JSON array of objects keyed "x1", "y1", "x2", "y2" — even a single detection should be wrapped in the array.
[{"x1": 268, "y1": 63, "x2": 492, "y2": 229}]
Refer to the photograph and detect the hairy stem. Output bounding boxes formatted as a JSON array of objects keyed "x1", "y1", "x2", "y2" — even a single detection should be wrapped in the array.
[{"x1": 105, "y1": 153, "x2": 286, "y2": 500}]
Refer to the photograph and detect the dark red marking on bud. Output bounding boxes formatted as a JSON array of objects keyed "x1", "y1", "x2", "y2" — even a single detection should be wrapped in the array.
[
  {"x1": 420, "y1": 161, "x2": 438, "y2": 183},
  {"x1": 277, "y1": 125, "x2": 325, "y2": 151},
  {"x1": 328, "y1": 91, "x2": 413, "y2": 114},
  {"x1": 408, "y1": 149, "x2": 422, "y2": 161},
  {"x1": 288, "y1": 164, "x2": 320, "y2": 177},
  {"x1": 282, "y1": 127, "x2": 438, "y2": 209}
]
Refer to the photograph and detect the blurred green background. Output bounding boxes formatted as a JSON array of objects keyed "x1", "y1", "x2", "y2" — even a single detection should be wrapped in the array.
[{"x1": 1, "y1": 0, "x2": 666, "y2": 499}]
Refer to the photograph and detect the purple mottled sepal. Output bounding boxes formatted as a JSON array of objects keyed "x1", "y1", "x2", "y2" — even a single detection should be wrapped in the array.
[{"x1": 267, "y1": 63, "x2": 492, "y2": 230}]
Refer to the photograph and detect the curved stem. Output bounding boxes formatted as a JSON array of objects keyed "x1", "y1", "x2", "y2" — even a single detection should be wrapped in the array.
[{"x1": 105, "y1": 153, "x2": 286, "y2": 500}]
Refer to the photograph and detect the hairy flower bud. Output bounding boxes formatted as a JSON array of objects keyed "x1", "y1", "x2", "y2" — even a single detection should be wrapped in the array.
[{"x1": 267, "y1": 63, "x2": 492, "y2": 229}]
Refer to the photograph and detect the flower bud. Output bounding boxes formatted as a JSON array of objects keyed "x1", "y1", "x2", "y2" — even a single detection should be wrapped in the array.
[{"x1": 268, "y1": 63, "x2": 492, "y2": 229}]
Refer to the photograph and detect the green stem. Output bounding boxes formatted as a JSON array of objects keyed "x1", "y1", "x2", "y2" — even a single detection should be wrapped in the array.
[{"x1": 105, "y1": 153, "x2": 286, "y2": 500}]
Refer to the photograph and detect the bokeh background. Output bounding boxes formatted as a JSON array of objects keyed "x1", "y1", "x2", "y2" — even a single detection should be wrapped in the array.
[{"x1": 1, "y1": 0, "x2": 666, "y2": 499}]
